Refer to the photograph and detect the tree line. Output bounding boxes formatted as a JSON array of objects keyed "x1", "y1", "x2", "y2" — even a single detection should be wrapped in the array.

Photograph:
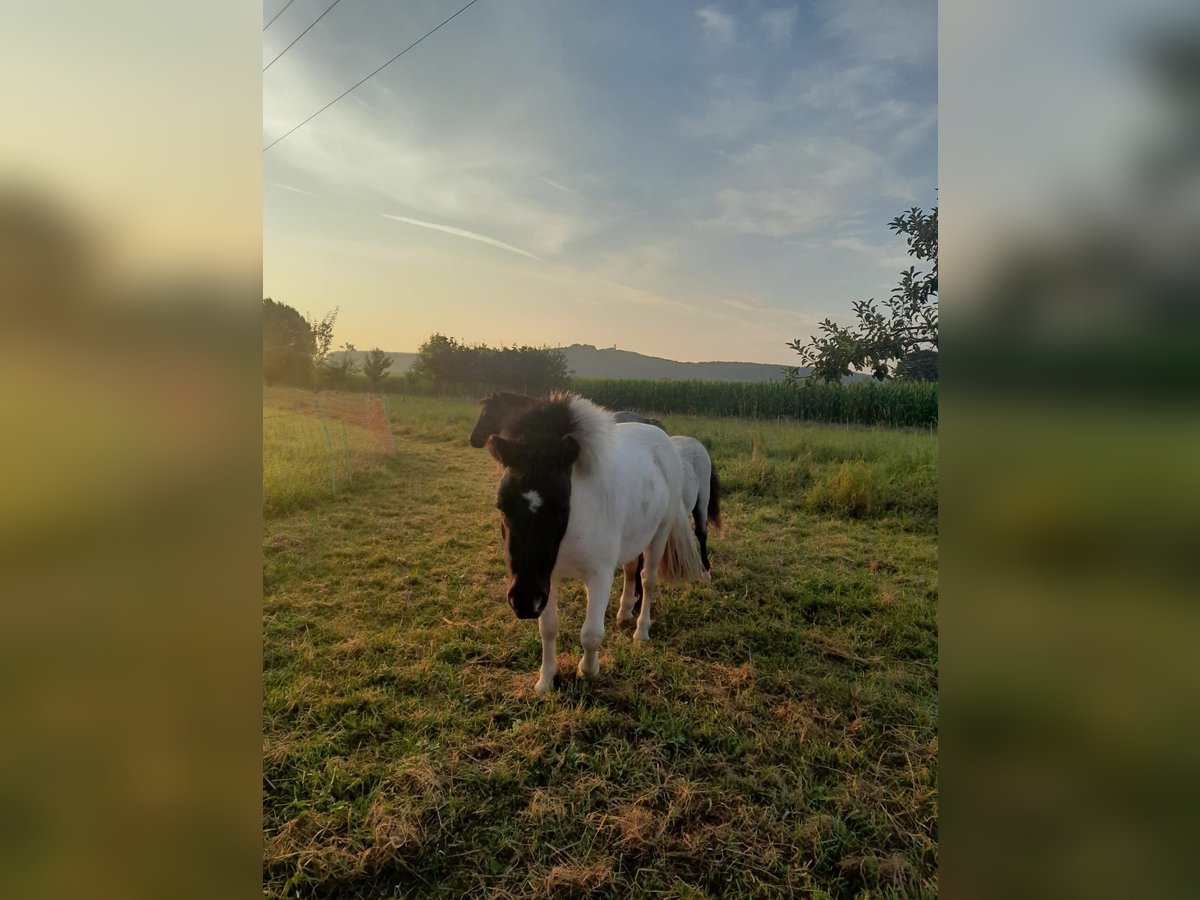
[
  {"x1": 408, "y1": 334, "x2": 572, "y2": 395},
  {"x1": 262, "y1": 300, "x2": 570, "y2": 394}
]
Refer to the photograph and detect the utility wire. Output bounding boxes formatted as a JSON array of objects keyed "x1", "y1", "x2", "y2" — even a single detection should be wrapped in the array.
[
  {"x1": 263, "y1": 0, "x2": 345, "y2": 72},
  {"x1": 263, "y1": 0, "x2": 484, "y2": 153},
  {"x1": 263, "y1": 0, "x2": 297, "y2": 31}
]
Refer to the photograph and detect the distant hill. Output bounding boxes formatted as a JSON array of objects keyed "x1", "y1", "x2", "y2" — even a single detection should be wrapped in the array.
[
  {"x1": 326, "y1": 344, "x2": 865, "y2": 384},
  {"x1": 560, "y1": 344, "x2": 792, "y2": 382}
]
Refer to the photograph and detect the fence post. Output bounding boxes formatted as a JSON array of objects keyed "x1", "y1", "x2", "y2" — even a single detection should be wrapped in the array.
[
  {"x1": 318, "y1": 412, "x2": 338, "y2": 494},
  {"x1": 381, "y1": 394, "x2": 397, "y2": 453},
  {"x1": 314, "y1": 393, "x2": 338, "y2": 496}
]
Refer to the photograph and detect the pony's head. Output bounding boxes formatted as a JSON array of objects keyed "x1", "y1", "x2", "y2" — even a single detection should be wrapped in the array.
[
  {"x1": 486, "y1": 394, "x2": 611, "y2": 619},
  {"x1": 468, "y1": 392, "x2": 537, "y2": 448}
]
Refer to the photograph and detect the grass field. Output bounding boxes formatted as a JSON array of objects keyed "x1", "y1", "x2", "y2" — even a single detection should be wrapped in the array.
[{"x1": 263, "y1": 393, "x2": 939, "y2": 898}]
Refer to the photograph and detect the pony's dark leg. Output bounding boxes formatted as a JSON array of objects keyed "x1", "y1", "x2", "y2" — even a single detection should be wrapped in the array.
[
  {"x1": 632, "y1": 554, "x2": 645, "y2": 616},
  {"x1": 693, "y1": 502, "x2": 712, "y2": 576},
  {"x1": 617, "y1": 559, "x2": 641, "y2": 625}
]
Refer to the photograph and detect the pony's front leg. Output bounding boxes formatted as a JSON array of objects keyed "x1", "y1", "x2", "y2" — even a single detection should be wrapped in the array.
[
  {"x1": 535, "y1": 581, "x2": 559, "y2": 695},
  {"x1": 578, "y1": 571, "x2": 614, "y2": 679}
]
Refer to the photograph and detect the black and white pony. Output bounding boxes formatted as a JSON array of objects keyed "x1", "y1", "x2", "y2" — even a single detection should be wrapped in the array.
[
  {"x1": 469, "y1": 393, "x2": 723, "y2": 593},
  {"x1": 485, "y1": 393, "x2": 707, "y2": 692}
]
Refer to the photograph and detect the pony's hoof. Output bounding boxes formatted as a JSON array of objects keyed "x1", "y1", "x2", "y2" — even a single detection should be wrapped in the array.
[
  {"x1": 617, "y1": 613, "x2": 635, "y2": 627},
  {"x1": 633, "y1": 628, "x2": 651, "y2": 644},
  {"x1": 700, "y1": 569, "x2": 712, "y2": 582},
  {"x1": 577, "y1": 658, "x2": 600, "y2": 679},
  {"x1": 534, "y1": 676, "x2": 555, "y2": 695}
]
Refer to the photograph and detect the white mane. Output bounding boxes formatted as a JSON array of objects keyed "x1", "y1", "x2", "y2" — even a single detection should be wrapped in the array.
[{"x1": 553, "y1": 392, "x2": 615, "y2": 474}]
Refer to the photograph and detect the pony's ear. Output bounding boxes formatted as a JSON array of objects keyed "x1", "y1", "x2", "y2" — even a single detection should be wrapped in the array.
[
  {"x1": 559, "y1": 435, "x2": 580, "y2": 467},
  {"x1": 487, "y1": 434, "x2": 521, "y2": 468}
]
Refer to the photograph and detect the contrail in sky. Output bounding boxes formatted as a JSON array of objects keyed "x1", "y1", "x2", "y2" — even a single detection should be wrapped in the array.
[{"x1": 382, "y1": 214, "x2": 543, "y2": 261}]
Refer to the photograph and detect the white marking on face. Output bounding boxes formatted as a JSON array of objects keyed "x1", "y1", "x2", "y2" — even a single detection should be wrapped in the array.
[{"x1": 522, "y1": 490, "x2": 543, "y2": 514}]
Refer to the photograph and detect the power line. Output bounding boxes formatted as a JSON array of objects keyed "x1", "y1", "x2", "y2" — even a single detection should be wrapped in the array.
[
  {"x1": 263, "y1": 0, "x2": 297, "y2": 31},
  {"x1": 263, "y1": 0, "x2": 484, "y2": 153},
  {"x1": 263, "y1": 0, "x2": 345, "y2": 72}
]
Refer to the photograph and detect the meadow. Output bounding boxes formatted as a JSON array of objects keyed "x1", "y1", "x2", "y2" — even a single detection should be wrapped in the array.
[{"x1": 263, "y1": 390, "x2": 939, "y2": 898}]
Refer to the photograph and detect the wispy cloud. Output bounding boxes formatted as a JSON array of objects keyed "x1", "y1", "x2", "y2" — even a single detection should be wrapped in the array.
[
  {"x1": 697, "y1": 6, "x2": 736, "y2": 43},
  {"x1": 540, "y1": 177, "x2": 576, "y2": 195},
  {"x1": 382, "y1": 214, "x2": 544, "y2": 261},
  {"x1": 271, "y1": 182, "x2": 318, "y2": 197}
]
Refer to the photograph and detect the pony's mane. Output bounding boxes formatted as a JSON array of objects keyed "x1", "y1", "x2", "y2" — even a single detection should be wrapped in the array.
[
  {"x1": 508, "y1": 392, "x2": 614, "y2": 474},
  {"x1": 554, "y1": 392, "x2": 614, "y2": 473}
]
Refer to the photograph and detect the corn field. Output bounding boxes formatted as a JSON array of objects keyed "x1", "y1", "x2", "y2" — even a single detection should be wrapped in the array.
[{"x1": 574, "y1": 378, "x2": 938, "y2": 429}]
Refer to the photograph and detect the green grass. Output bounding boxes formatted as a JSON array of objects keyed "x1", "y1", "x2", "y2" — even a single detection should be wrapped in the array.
[
  {"x1": 264, "y1": 389, "x2": 395, "y2": 517},
  {"x1": 263, "y1": 396, "x2": 938, "y2": 898}
]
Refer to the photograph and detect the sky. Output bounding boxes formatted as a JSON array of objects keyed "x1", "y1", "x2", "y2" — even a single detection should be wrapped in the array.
[{"x1": 263, "y1": 0, "x2": 936, "y2": 366}]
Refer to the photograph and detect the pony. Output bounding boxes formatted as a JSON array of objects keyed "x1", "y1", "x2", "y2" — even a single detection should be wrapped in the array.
[
  {"x1": 486, "y1": 393, "x2": 707, "y2": 693},
  {"x1": 469, "y1": 392, "x2": 538, "y2": 448},
  {"x1": 613, "y1": 410, "x2": 666, "y2": 430},
  {"x1": 469, "y1": 393, "x2": 723, "y2": 604},
  {"x1": 629, "y1": 436, "x2": 721, "y2": 605}
]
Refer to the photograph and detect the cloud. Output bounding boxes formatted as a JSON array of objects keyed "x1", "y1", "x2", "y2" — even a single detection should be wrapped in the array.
[
  {"x1": 697, "y1": 6, "x2": 736, "y2": 43},
  {"x1": 270, "y1": 182, "x2": 318, "y2": 197},
  {"x1": 760, "y1": 8, "x2": 798, "y2": 43},
  {"x1": 381, "y1": 214, "x2": 543, "y2": 261},
  {"x1": 830, "y1": 236, "x2": 914, "y2": 269},
  {"x1": 707, "y1": 138, "x2": 925, "y2": 237},
  {"x1": 711, "y1": 187, "x2": 839, "y2": 236},
  {"x1": 262, "y1": 26, "x2": 612, "y2": 258}
]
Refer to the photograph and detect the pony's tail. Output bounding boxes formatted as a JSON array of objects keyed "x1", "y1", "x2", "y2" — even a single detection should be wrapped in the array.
[
  {"x1": 658, "y1": 501, "x2": 707, "y2": 584},
  {"x1": 708, "y1": 466, "x2": 722, "y2": 534}
]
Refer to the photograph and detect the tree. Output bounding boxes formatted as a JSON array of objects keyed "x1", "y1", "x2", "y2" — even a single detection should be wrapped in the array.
[
  {"x1": 310, "y1": 306, "x2": 339, "y2": 384},
  {"x1": 362, "y1": 347, "x2": 393, "y2": 391},
  {"x1": 789, "y1": 205, "x2": 937, "y2": 382},
  {"x1": 895, "y1": 348, "x2": 938, "y2": 382},
  {"x1": 323, "y1": 342, "x2": 357, "y2": 388},
  {"x1": 410, "y1": 333, "x2": 467, "y2": 390},
  {"x1": 262, "y1": 297, "x2": 316, "y2": 385}
]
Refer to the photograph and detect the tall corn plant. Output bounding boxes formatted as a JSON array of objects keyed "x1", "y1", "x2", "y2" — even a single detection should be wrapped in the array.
[{"x1": 574, "y1": 378, "x2": 936, "y2": 429}]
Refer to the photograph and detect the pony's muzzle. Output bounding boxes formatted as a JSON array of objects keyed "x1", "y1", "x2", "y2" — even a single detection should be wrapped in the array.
[{"x1": 507, "y1": 585, "x2": 547, "y2": 620}]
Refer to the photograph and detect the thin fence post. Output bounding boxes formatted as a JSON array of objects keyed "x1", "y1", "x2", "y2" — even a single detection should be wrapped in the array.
[
  {"x1": 319, "y1": 418, "x2": 338, "y2": 494},
  {"x1": 381, "y1": 394, "x2": 397, "y2": 453}
]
